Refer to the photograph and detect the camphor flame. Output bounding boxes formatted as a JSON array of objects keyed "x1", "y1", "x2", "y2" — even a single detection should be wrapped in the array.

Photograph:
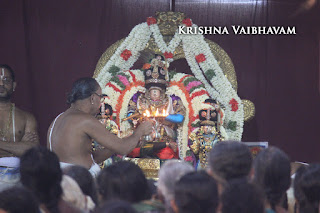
[
  {"x1": 143, "y1": 110, "x2": 151, "y2": 117},
  {"x1": 143, "y1": 109, "x2": 168, "y2": 117}
]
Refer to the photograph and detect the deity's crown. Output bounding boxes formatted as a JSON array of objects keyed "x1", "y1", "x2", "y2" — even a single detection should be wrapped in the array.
[
  {"x1": 142, "y1": 54, "x2": 169, "y2": 90},
  {"x1": 199, "y1": 103, "x2": 218, "y2": 126}
]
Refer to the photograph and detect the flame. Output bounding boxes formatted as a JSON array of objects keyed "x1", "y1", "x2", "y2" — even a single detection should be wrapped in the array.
[
  {"x1": 143, "y1": 109, "x2": 168, "y2": 117},
  {"x1": 162, "y1": 109, "x2": 168, "y2": 116},
  {"x1": 145, "y1": 110, "x2": 150, "y2": 117}
]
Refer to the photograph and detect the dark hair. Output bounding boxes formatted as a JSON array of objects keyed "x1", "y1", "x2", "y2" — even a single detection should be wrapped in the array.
[
  {"x1": 253, "y1": 146, "x2": 291, "y2": 211},
  {"x1": 204, "y1": 98, "x2": 217, "y2": 104},
  {"x1": 20, "y1": 146, "x2": 63, "y2": 213},
  {"x1": 174, "y1": 171, "x2": 219, "y2": 213},
  {"x1": 293, "y1": 165, "x2": 311, "y2": 213},
  {"x1": 0, "y1": 64, "x2": 15, "y2": 82},
  {"x1": 95, "y1": 200, "x2": 137, "y2": 213},
  {"x1": 97, "y1": 161, "x2": 150, "y2": 203},
  {"x1": 221, "y1": 178, "x2": 265, "y2": 213},
  {"x1": 66, "y1": 77, "x2": 100, "y2": 104},
  {"x1": 63, "y1": 165, "x2": 98, "y2": 204},
  {"x1": 298, "y1": 164, "x2": 320, "y2": 213},
  {"x1": 208, "y1": 141, "x2": 252, "y2": 181},
  {"x1": 147, "y1": 179, "x2": 157, "y2": 199},
  {"x1": 0, "y1": 186, "x2": 40, "y2": 213}
]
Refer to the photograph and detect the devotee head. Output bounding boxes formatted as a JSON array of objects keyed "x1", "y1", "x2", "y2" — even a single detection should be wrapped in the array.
[
  {"x1": 253, "y1": 146, "x2": 291, "y2": 212},
  {"x1": 97, "y1": 161, "x2": 149, "y2": 203},
  {"x1": 67, "y1": 77, "x2": 100, "y2": 104},
  {"x1": 172, "y1": 171, "x2": 219, "y2": 213},
  {"x1": 20, "y1": 146, "x2": 63, "y2": 213},
  {"x1": 157, "y1": 159, "x2": 194, "y2": 211},
  {"x1": 295, "y1": 164, "x2": 320, "y2": 213},
  {"x1": 221, "y1": 178, "x2": 265, "y2": 213},
  {"x1": 0, "y1": 64, "x2": 16, "y2": 101},
  {"x1": 207, "y1": 141, "x2": 252, "y2": 182},
  {"x1": 63, "y1": 165, "x2": 98, "y2": 204},
  {"x1": 0, "y1": 186, "x2": 40, "y2": 213},
  {"x1": 293, "y1": 164, "x2": 312, "y2": 213},
  {"x1": 66, "y1": 77, "x2": 104, "y2": 115}
]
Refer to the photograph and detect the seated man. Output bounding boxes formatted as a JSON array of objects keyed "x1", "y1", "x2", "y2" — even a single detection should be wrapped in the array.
[
  {"x1": 0, "y1": 64, "x2": 39, "y2": 190},
  {"x1": 47, "y1": 77, "x2": 153, "y2": 177}
]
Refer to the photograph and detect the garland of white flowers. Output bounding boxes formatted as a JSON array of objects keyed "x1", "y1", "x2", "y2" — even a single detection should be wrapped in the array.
[
  {"x1": 180, "y1": 26, "x2": 244, "y2": 140},
  {"x1": 166, "y1": 85, "x2": 190, "y2": 158},
  {"x1": 95, "y1": 17, "x2": 244, "y2": 141},
  {"x1": 96, "y1": 23, "x2": 151, "y2": 87}
]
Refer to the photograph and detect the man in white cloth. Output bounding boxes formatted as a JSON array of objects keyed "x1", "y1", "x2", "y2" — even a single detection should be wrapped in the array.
[
  {"x1": 47, "y1": 77, "x2": 153, "y2": 177},
  {"x1": 0, "y1": 64, "x2": 39, "y2": 191}
]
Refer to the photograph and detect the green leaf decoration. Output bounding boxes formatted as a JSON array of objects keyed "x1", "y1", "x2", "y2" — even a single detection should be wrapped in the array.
[
  {"x1": 191, "y1": 121, "x2": 201, "y2": 128},
  {"x1": 189, "y1": 84, "x2": 205, "y2": 94},
  {"x1": 110, "y1": 76, "x2": 125, "y2": 90},
  {"x1": 205, "y1": 69, "x2": 216, "y2": 80},
  {"x1": 109, "y1": 65, "x2": 120, "y2": 76},
  {"x1": 227, "y1": 121, "x2": 237, "y2": 131},
  {"x1": 183, "y1": 76, "x2": 199, "y2": 86},
  {"x1": 168, "y1": 70, "x2": 178, "y2": 80}
]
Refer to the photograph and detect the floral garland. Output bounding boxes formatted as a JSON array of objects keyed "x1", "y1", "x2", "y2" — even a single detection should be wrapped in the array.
[
  {"x1": 96, "y1": 16, "x2": 244, "y2": 142},
  {"x1": 180, "y1": 27, "x2": 243, "y2": 139},
  {"x1": 103, "y1": 70, "x2": 145, "y2": 132},
  {"x1": 166, "y1": 85, "x2": 190, "y2": 159}
]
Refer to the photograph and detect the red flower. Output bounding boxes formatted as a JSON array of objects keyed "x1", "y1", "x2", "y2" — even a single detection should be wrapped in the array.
[
  {"x1": 147, "y1": 17, "x2": 157, "y2": 25},
  {"x1": 120, "y1": 49, "x2": 132, "y2": 61},
  {"x1": 229, "y1": 98, "x2": 239, "y2": 112},
  {"x1": 182, "y1": 18, "x2": 192, "y2": 27},
  {"x1": 195, "y1": 54, "x2": 206, "y2": 63},
  {"x1": 163, "y1": 52, "x2": 173, "y2": 59}
]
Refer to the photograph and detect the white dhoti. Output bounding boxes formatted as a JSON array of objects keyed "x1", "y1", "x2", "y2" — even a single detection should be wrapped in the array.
[
  {"x1": 59, "y1": 156, "x2": 101, "y2": 178},
  {"x1": 0, "y1": 157, "x2": 20, "y2": 191}
]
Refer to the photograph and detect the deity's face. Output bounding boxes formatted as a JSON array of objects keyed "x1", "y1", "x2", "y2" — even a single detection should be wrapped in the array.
[
  {"x1": 149, "y1": 88, "x2": 161, "y2": 101},
  {"x1": 0, "y1": 68, "x2": 16, "y2": 101},
  {"x1": 203, "y1": 125, "x2": 213, "y2": 134}
]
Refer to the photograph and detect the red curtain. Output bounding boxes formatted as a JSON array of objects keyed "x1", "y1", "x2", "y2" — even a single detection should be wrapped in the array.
[{"x1": 0, "y1": 0, "x2": 319, "y2": 162}]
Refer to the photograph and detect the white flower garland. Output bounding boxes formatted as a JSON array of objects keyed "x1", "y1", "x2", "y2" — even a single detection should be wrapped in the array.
[
  {"x1": 166, "y1": 85, "x2": 190, "y2": 159},
  {"x1": 96, "y1": 23, "x2": 151, "y2": 86},
  {"x1": 180, "y1": 25, "x2": 243, "y2": 140},
  {"x1": 149, "y1": 24, "x2": 181, "y2": 54}
]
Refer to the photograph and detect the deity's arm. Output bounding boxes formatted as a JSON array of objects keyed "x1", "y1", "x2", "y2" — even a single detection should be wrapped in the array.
[
  {"x1": 165, "y1": 114, "x2": 184, "y2": 123},
  {"x1": 165, "y1": 98, "x2": 185, "y2": 123},
  {"x1": 189, "y1": 132, "x2": 200, "y2": 155}
]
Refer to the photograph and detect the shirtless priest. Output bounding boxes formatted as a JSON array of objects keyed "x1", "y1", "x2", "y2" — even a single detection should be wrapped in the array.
[
  {"x1": 0, "y1": 64, "x2": 39, "y2": 190},
  {"x1": 47, "y1": 77, "x2": 153, "y2": 177}
]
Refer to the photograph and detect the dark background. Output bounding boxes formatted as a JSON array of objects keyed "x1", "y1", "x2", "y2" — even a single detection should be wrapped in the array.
[{"x1": 0, "y1": 0, "x2": 319, "y2": 162}]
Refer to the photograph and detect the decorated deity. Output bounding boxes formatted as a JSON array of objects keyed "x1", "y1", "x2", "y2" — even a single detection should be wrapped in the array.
[
  {"x1": 98, "y1": 102, "x2": 119, "y2": 136},
  {"x1": 125, "y1": 55, "x2": 186, "y2": 159},
  {"x1": 189, "y1": 102, "x2": 224, "y2": 169},
  {"x1": 93, "y1": 102, "x2": 121, "y2": 168}
]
